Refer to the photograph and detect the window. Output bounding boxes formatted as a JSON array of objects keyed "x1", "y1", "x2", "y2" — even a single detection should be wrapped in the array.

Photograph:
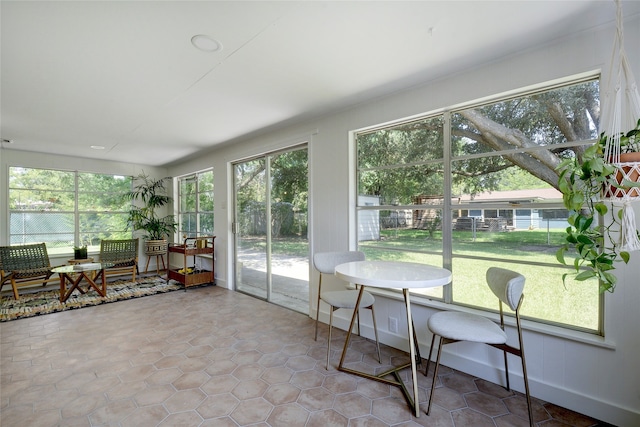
[
  {"x1": 8, "y1": 167, "x2": 132, "y2": 255},
  {"x1": 357, "y1": 115, "x2": 446, "y2": 300},
  {"x1": 177, "y1": 169, "x2": 214, "y2": 240},
  {"x1": 355, "y1": 76, "x2": 602, "y2": 332}
]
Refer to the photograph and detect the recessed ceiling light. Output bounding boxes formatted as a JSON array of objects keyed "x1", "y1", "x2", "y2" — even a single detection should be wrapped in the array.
[
  {"x1": 191, "y1": 34, "x2": 222, "y2": 52},
  {"x1": 90, "y1": 145, "x2": 105, "y2": 150}
]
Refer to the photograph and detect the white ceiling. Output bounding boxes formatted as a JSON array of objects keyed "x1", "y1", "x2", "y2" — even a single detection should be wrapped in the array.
[{"x1": 2, "y1": 1, "x2": 638, "y2": 167}]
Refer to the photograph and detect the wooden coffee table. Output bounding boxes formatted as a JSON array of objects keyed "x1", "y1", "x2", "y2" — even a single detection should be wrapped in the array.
[{"x1": 52, "y1": 263, "x2": 112, "y2": 302}]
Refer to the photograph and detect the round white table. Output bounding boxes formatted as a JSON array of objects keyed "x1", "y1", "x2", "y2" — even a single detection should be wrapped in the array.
[{"x1": 335, "y1": 260, "x2": 452, "y2": 417}]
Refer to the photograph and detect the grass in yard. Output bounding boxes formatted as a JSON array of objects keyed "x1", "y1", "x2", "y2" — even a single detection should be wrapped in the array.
[
  {"x1": 239, "y1": 229, "x2": 600, "y2": 332},
  {"x1": 360, "y1": 228, "x2": 599, "y2": 331}
]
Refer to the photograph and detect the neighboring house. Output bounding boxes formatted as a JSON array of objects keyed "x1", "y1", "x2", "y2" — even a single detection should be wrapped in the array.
[
  {"x1": 455, "y1": 188, "x2": 567, "y2": 230},
  {"x1": 413, "y1": 188, "x2": 567, "y2": 231}
]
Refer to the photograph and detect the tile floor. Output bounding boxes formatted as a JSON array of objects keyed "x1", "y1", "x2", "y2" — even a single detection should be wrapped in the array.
[{"x1": 1, "y1": 284, "x2": 611, "y2": 427}]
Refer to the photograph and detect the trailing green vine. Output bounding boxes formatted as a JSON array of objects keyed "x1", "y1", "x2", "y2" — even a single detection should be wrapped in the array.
[{"x1": 555, "y1": 125, "x2": 640, "y2": 292}]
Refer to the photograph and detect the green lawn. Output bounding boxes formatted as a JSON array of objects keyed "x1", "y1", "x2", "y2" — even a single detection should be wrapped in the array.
[
  {"x1": 359, "y1": 228, "x2": 599, "y2": 331},
  {"x1": 246, "y1": 228, "x2": 600, "y2": 332}
]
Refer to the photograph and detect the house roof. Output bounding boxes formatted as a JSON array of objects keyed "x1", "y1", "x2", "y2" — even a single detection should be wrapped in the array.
[{"x1": 458, "y1": 188, "x2": 564, "y2": 204}]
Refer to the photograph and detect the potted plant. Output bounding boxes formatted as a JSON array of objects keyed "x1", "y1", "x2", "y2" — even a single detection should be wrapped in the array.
[
  {"x1": 125, "y1": 172, "x2": 177, "y2": 257},
  {"x1": 73, "y1": 245, "x2": 88, "y2": 260},
  {"x1": 556, "y1": 118, "x2": 640, "y2": 292},
  {"x1": 617, "y1": 118, "x2": 640, "y2": 154},
  {"x1": 602, "y1": 118, "x2": 640, "y2": 198}
]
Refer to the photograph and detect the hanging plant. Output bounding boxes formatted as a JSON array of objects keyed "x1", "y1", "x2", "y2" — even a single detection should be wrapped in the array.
[
  {"x1": 556, "y1": 0, "x2": 640, "y2": 292},
  {"x1": 602, "y1": 118, "x2": 640, "y2": 198},
  {"x1": 556, "y1": 119, "x2": 640, "y2": 292}
]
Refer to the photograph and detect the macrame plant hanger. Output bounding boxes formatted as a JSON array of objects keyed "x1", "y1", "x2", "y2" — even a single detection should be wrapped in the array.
[{"x1": 601, "y1": 0, "x2": 640, "y2": 251}]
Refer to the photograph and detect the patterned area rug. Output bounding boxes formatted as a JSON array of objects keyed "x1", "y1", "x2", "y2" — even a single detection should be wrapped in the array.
[{"x1": 0, "y1": 277, "x2": 184, "y2": 322}]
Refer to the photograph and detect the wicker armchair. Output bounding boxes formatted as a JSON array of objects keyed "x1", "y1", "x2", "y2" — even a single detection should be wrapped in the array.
[
  {"x1": 0, "y1": 243, "x2": 55, "y2": 299},
  {"x1": 99, "y1": 239, "x2": 139, "y2": 281}
]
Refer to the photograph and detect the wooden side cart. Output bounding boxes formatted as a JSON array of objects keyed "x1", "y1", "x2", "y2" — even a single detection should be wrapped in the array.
[{"x1": 168, "y1": 236, "x2": 215, "y2": 289}]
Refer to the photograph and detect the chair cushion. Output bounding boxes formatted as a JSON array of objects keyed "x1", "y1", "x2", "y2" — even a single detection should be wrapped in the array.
[
  {"x1": 322, "y1": 290, "x2": 375, "y2": 309},
  {"x1": 428, "y1": 311, "x2": 507, "y2": 344}
]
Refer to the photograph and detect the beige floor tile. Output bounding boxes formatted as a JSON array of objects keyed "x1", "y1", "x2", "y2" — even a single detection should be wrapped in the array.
[
  {"x1": 163, "y1": 388, "x2": 206, "y2": 412},
  {"x1": 298, "y1": 386, "x2": 335, "y2": 411},
  {"x1": 230, "y1": 397, "x2": 273, "y2": 425},
  {"x1": 172, "y1": 370, "x2": 210, "y2": 390},
  {"x1": 133, "y1": 384, "x2": 175, "y2": 407},
  {"x1": 267, "y1": 402, "x2": 310, "y2": 426},
  {"x1": 0, "y1": 284, "x2": 610, "y2": 427},
  {"x1": 196, "y1": 393, "x2": 239, "y2": 419},
  {"x1": 307, "y1": 409, "x2": 349, "y2": 427}
]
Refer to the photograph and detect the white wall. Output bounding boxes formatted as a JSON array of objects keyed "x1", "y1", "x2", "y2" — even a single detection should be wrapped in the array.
[
  {"x1": 1, "y1": 14, "x2": 638, "y2": 426},
  {"x1": 167, "y1": 16, "x2": 640, "y2": 426}
]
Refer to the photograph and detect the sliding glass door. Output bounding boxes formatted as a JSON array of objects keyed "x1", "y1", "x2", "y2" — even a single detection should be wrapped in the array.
[{"x1": 233, "y1": 146, "x2": 309, "y2": 313}]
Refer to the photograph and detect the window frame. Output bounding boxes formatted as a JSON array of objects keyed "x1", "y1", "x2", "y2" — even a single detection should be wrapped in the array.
[
  {"x1": 177, "y1": 168, "x2": 214, "y2": 241},
  {"x1": 8, "y1": 167, "x2": 133, "y2": 255},
  {"x1": 353, "y1": 74, "x2": 603, "y2": 334}
]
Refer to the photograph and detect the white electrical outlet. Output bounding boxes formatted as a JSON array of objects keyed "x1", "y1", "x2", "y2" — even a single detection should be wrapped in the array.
[{"x1": 389, "y1": 317, "x2": 398, "y2": 333}]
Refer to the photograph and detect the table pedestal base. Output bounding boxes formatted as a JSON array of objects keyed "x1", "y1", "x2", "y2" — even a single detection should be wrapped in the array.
[{"x1": 338, "y1": 288, "x2": 422, "y2": 417}]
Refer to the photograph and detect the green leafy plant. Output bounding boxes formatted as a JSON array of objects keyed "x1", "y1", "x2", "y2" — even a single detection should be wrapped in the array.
[
  {"x1": 73, "y1": 245, "x2": 88, "y2": 259},
  {"x1": 618, "y1": 118, "x2": 640, "y2": 153},
  {"x1": 125, "y1": 173, "x2": 177, "y2": 241},
  {"x1": 556, "y1": 119, "x2": 640, "y2": 292}
]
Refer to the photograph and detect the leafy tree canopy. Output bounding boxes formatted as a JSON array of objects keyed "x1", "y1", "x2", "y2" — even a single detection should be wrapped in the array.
[{"x1": 357, "y1": 80, "x2": 599, "y2": 203}]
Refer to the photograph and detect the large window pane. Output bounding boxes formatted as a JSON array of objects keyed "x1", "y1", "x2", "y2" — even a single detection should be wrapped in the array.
[
  {"x1": 358, "y1": 116, "x2": 445, "y2": 206},
  {"x1": 358, "y1": 116, "x2": 444, "y2": 167},
  {"x1": 199, "y1": 171, "x2": 214, "y2": 192},
  {"x1": 78, "y1": 172, "x2": 131, "y2": 192},
  {"x1": 9, "y1": 168, "x2": 74, "y2": 191},
  {"x1": 9, "y1": 188, "x2": 75, "y2": 211},
  {"x1": 178, "y1": 169, "x2": 214, "y2": 239},
  {"x1": 180, "y1": 178, "x2": 197, "y2": 212},
  {"x1": 358, "y1": 209, "x2": 443, "y2": 250},
  {"x1": 8, "y1": 167, "x2": 132, "y2": 255},
  {"x1": 77, "y1": 172, "x2": 131, "y2": 250},
  {"x1": 199, "y1": 193, "x2": 214, "y2": 211},
  {"x1": 356, "y1": 116, "x2": 445, "y2": 299},
  {"x1": 79, "y1": 212, "x2": 131, "y2": 247},
  {"x1": 358, "y1": 208, "x2": 443, "y2": 299},
  {"x1": 78, "y1": 193, "x2": 129, "y2": 211},
  {"x1": 449, "y1": 139, "x2": 590, "y2": 328},
  {"x1": 452, "y1": 80, "x2": 599, "y2": 157},
  {"x1": 199, "y1": 213, "x2": 214, "y2": 235},
  {"x1": 355, "y1": 76, "x2": 602, "y2": 333},
  {"x1": 10, "y1": 212, "x2": 74, "y2": 248},
  {"x1": 358, "y1": 164, "x2": 444, "y2": 206},
  {"x1": 452, "y1": 258, "x2": 599, "y2": 330}
]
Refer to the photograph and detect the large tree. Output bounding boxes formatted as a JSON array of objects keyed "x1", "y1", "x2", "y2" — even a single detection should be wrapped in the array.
[{"x1": 357, "y1": 80, "x2": 600, "y2": 202}]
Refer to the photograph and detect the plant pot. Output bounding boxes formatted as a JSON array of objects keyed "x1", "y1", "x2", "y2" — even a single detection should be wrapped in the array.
[
  {"x1": 603, "y1": 152, "x2": 640, "y2": 198},
  {"x1": 74, "y1": 247, "x2": 88, "y2": 259},
  {"x1": 144, "y1": 239, "x2": 168, "y2": 256}
]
